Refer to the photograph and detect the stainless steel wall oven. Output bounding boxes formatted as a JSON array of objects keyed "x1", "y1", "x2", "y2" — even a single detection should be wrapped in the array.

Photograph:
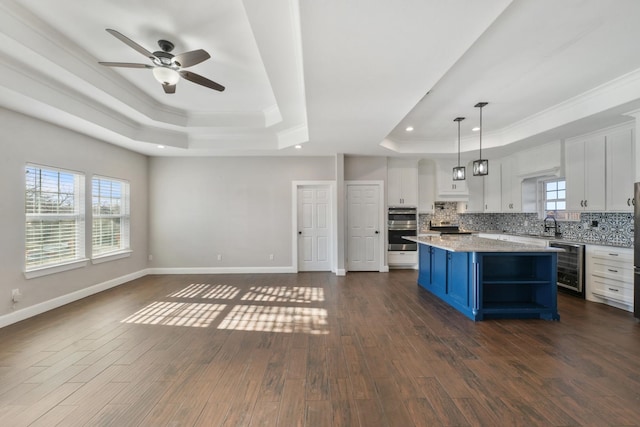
[{"x1": 388, "y1": 207, "x2": 417, "y2": 251}]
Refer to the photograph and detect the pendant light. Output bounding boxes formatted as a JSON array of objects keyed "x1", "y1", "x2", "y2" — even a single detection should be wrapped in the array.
[
  {"x1": 472, "y1": 102, "x2": 489, "y2": 176},
  {"x1": 452, "y1": 117, "x2": 465, "y2": 181}
]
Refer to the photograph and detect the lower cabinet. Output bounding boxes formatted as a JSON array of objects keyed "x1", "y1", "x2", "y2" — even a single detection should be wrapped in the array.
[
  {"x1": 388, "y1": 251, "x2": 418, "y2": 268},
  {"x1": 585, "y1": 245, "x2": 633, "y2": 312},
  {"x1": 478, "y1": 253, "x2": 558, "y2": 320},
  {"x1": 417, "y1": 245, "x2": 559, "y2": 321},
  {"x1": 448, "y1": 252, "x2": 471, "y2": 308}
]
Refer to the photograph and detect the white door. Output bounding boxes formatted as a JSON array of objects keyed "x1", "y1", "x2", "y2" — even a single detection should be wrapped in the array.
[
  {"x1": 347, "y1": 184, "x2": 381, "y2": 271},
  {"x1": 297, "y1": 186, "x2": 331, "y2": 271}
]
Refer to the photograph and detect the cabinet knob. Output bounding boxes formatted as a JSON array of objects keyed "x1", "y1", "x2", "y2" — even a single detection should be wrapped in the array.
[
  {"x1": 584, "y1": 200, "x2": 588, "y2": 207},
  {"x1": 628, "y1": 198, "x2": 631, "y2": 206},
  {"x1": 580, "y1": 200, "x2": 584, "y2": 207},
  {"x1": 633, "y1": 198, "x2": 636, "y2": 206},
  {"x1": 298, "y1": 231, "x2": 302, "y2": 235},
  {"x1": 375, "y1": 230, "x2": 379, "y2": 234}
]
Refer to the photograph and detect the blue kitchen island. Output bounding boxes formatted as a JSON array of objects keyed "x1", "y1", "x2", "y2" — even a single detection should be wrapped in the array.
[{"x1": 404, "y1": 235, "x2": 562, "y2": 321}]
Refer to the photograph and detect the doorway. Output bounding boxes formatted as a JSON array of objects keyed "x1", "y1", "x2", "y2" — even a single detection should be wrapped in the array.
[
  {"x1": 294, "y1": 183, "x2": 333, "y2": 271},
  {"x1": 346, "y1": 182, "x2": 384, "y2": 271}
]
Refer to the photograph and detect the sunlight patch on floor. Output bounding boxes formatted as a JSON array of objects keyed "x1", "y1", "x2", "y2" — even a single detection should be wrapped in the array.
[
  {"x1": 121, "y1": 302, "x2": 226, "y2": 327},
  {"x1": 167, "y1": 283, "x2": 240, "y2": 299},
  {"x1": 217, "y1": 305, "x2": 329, "y2": 334},
  {"x1": 240, "y1": 286, "x2": 325, "y2": 303}
]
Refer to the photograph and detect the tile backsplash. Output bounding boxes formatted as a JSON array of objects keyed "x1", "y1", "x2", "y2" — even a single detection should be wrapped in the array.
[{"x1": 419, "y1": 202, "x2": 633, "y2": 247}]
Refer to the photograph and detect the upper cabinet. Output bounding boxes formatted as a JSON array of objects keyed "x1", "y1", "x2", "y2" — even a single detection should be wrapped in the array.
[
  {"x1": 387, "y1": 158, "x2": 418, "y2": 206},
  {"x1": 466, "y1": 160, "x2": 501, "y2": 213},
  {"x1": 605, "y1": 127, "x2": 635, "y2": 211},
  {"x1": 436, "y1": 159, "x2": 468, "y2": 201},
  {"x1": 565, "y1": 124, "x2": 635, "y2": 212},
  {"x1": 501, "y1": 156, "x2": 522, "y2": 212},
  {"x1": 418, "y1": 159, "x2": 436, "y2": 213},
  {"x1": 565, "y1": 136, "x2": 606, "y2": 211}
]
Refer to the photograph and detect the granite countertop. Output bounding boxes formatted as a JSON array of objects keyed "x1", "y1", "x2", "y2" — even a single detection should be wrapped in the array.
[
  {"x1": 403, "y1": 235, "x2": 564, "y2": 253},
  {"x1": 419, "y1": 230, "x2": 632, "y2": 249}
]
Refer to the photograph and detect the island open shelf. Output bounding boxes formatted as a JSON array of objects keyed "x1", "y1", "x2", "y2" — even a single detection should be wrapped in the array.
[{"x1": 408, "y1": 235, "x2": 560, "y2": 321}]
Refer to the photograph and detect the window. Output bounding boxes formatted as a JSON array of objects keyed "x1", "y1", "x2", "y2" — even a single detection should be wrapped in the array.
[
  {"x1": 92, "y1": 176, "x2": 130, "y2": 258},
  {"x1": 542, "y1": 178, "x2": 579, "y2": 221},
  {"x1": 25, "y1": 165, "x2": 85, "y2": 271},
  {"x1": 544, "y1": 179, "x2": 566, "y2": 212}
]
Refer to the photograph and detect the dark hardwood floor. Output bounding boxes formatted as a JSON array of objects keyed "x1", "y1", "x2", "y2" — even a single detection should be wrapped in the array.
[{"x1": 1, "y1": 270, "x2": 639, "y2": 426}]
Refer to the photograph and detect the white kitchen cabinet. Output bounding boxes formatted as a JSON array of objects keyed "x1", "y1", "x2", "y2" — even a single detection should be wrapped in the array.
[
  {"x1": 388, "y1": 251, "x2": 418, "y2": 268},
  {"x1": 565, "y1": 136, "x2": 606, "y2": 211},
  {"x1": 465, "y1": 160, "x2": 501, "y2": 212},
  {"x1": 418, "y1": 159, "x2": 436, "y2": 213},
  {"x1": 585, "y1": 245, "x2": 633, "y2": 312},
  {"x1": 436, "y1": 159, "x2": 468, "y2": 200},
  {"x1": 501, "y1": 156, "x2": 523, "y2": 212},
  {"x1": 606, "y1": 127, "x2": 635, "y2": 211},
  {"x1": 387, "y1": 158, "x2": 418, "y2": 206},
  {"x1": 484, "y1": 163, "x2": 502, "y2": 212},
  {"x1": 465, "y1": 174, "x2": 484, "y2": 212}
]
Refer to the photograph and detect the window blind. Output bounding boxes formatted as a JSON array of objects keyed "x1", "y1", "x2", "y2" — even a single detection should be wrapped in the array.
[
  {"x1": 25, "y1": 165, "x2": 85, "y2": 270},
  {"x1": 92, "y1": 176, "x2": 130, "y2": 257}
]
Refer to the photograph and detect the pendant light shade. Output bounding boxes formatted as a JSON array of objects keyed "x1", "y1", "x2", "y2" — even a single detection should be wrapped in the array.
[
  {"x1": 472, "y1": 102, "x2": 489, "y2": 176},
  {"x1": 452, "y1": 117, "x2": 465, "y2": 181}
]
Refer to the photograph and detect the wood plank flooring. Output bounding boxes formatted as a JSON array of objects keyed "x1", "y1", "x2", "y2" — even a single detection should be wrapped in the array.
[{"x1": 1, "y1": 270, "x2": 640, "y2": 426}]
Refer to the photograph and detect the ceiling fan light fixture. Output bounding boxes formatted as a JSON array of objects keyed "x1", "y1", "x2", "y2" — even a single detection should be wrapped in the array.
[{"x1": 152, "y1": 67, "x2": 180, "y2": 85}]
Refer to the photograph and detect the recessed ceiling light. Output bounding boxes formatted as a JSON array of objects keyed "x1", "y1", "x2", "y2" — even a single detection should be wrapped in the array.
[
  {"x1": 472, "y1": 127, "x2": 480, "y2": 132},
  {"x1": 157, "y1": 145, "x2": 165, "y2": 149},
  {"x1": 294, "y1": 144, "x2": 302, "y2": 149},
  {"x1": 405, "y1": 126, "x2": 414, "y2": 132}
]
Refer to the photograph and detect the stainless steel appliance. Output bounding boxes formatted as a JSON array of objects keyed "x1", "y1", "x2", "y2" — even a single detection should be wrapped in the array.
[
  {"x1": 388, "y1": 207, "x2": 417, "y2": 251},
  {"x1": 634, "y1": 183, "x2": 640, "y2": 319},
  {"x1": 549, "y1": 241, "x2": 585, "y2": 298},
  {"x1": 428, "y1": 220, "x2": 472, "y2": 235}
]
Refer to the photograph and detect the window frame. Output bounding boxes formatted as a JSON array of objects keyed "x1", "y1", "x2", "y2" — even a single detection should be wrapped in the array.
[
  {"x1": 541, "y1": 178, "x2": 579, "y2": 221},
  {"x1": 91, "y1": 175, "x2": 132, "y2": 262},
  {"x1": 24, "y1": 163, "x2": 87, "y2": 278}
]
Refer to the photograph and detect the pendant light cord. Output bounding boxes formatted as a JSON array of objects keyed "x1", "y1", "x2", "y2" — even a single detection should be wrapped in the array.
[
  {"x1": 457, "y1": 120, "x2": 461, "y2": 166},
  {"x1": 479, "y1": 105, "x2": 483, "y2": 159}
]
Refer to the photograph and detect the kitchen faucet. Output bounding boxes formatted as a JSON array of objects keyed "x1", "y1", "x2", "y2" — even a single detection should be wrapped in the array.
[{"x1": 543, "y1": 215, "x2": 561, "y2": 237}]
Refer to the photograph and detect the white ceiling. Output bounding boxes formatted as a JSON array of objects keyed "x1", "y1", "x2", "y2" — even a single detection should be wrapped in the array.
[{"x1": 1, "y1": 0, "x2": 640, "y2": 158}]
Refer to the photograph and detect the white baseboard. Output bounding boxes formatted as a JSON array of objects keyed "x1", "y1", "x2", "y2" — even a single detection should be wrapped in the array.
[
  {"x1": 336, "y1": 269, "x2": 346, "y2": 276},
  {"x1": 0, "y1": 269, "x2": 149, "y2": 329},
  {"x1": 380, "y1": 265, "x2": 390, "y2": 273},
  {"x1": 147, "y1": 266, "x2": 297, "y2": 275}
]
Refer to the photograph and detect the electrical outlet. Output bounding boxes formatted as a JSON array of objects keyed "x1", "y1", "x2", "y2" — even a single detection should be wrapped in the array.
[
  {"x1": 12, "y1": 288, "x2": 22, "y2": 303},
  {"x1": 269, "y1": 254, "x2": 274, "y2": 260},
  {"x1": 148, "y1": 254, "x2": 153, "y2": 261},
  {"x1": 217, "y1": 254, "x2": 222, "y2": 261}
]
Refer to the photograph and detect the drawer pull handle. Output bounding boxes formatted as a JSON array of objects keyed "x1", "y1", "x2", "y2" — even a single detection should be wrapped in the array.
[
  {"x1": 608, "y1": 288, "x2": 619, "y2": 292},
  {"x1": 608, "y1": 253, "x2": 619, "y2": 256},
  {"x1": 607, "y1": 269, "x2": 619, "y2": 273}
]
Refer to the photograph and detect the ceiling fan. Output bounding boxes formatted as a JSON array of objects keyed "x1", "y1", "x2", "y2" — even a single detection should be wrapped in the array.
[{"x1": 99, "y1": 28, "x2": 225, "y2": 94}]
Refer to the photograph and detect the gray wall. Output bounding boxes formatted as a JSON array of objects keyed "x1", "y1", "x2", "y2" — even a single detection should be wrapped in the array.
[
  {"x1": 0, "y1": 108, "x2": 149, "y2": 318},
  {"x1": 344, "y1": 155, "x2": 387, "y2": 181},
  {"x1": 148, "y1": 156, "x2": 335, "y2": 269}
]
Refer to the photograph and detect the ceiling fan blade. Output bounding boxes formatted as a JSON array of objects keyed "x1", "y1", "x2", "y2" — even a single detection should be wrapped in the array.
[
  {"x1": 162, "y1": 84, "x2": 176, "y2": 94},
  {"x1": 180, "y1": 70, "x2": 225, "y2": 92},
  {"x1": 173, "y1": 49, "x2": 211, "y2": 68},
  {"x1": 105, "y1": 29, "x2": 156, "y2": 61},
  {"x1": 99, "y1": 62, "x2": 152, "y2": 69}
]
